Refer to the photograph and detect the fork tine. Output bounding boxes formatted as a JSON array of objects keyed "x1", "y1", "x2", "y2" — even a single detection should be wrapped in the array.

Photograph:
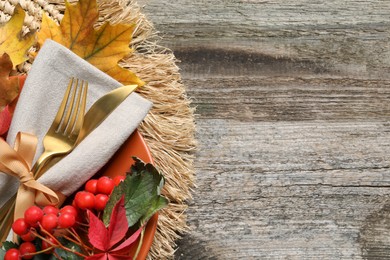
[
  {"x1": 59, "y1": 78, "x2": 78, "y2": 133},
  {"x1": 66, "y1": 81, "x2": 88, "y2": 137},
  {"x1": 74, "y1": 81, "x2": 88, "y2": 135},
  {"x1": 52, "y1": 77, "x2": 73, "y2": 129},
  {"x1": 65, "y1": 79, "x2": 83, "y2": 136}
]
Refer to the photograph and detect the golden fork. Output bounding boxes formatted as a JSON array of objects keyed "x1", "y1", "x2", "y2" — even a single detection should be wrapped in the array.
[{"x1": 32, "y1": 77, "x2": 88, "y2": 179}]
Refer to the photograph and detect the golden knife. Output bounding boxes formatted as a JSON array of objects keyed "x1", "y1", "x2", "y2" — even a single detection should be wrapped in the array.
[{"x1": 77, "y1": 84, "x2": 139, "y2": 145}]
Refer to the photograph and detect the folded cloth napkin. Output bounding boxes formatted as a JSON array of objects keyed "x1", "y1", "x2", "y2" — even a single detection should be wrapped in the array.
[{"x1": 0, "y1": 39, "x2": 152, "y2": 208}]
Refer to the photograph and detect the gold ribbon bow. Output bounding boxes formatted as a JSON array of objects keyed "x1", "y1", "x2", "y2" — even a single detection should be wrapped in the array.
[{"x1": 0, "y1": 132, "x2": 63, "y2": 241}]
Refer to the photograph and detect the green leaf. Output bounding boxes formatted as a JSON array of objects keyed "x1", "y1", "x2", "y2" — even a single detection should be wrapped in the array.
[
  {"x1": 54, "y1": 238, "x2": 83, "y2": 260},
  {"x1": 2, "y1": 241, "x2": 18, "y2": 250},
  {"x1": 142, "y1": 196, "x2": 168, "y2": 225},
  {"x1": 0, "y1": 248, "x2": 5, "y2": 259},
  {"x1": 103, "y1": 157, "x2": 168, "y2": 227}
]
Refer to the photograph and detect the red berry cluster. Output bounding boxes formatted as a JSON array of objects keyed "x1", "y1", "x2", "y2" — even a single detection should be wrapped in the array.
[
  {"x1": 6, "y1": 205, "x2": 77, "y2": 259},
  {"x1": 74, "y1": 176, "x2": 125, "y2": 211},
  {"x1": 4, "y1": 175, "x2": 125, "y2": 259}
]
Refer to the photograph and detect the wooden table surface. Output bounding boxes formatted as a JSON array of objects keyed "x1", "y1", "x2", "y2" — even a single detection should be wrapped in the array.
[{"x1": 140, "y1": 1, "x2": 390, "y2": 259}]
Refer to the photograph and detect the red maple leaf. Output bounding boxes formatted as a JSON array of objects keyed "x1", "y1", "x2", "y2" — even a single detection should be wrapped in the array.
[
  {"x1": 86, "y1": 196, "x2": 142, "y2": 260},
  {"x1": 0, "y1": 106, "x2": 12, "y2": 137}
]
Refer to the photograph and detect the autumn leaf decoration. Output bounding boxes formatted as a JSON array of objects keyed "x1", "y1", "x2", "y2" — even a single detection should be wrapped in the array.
[
  {"x1": 0, "y1": 4, "x2": 33, "y2": 136},
  {"x1": 87, "y1": 196, "x2": 142, "y2": 260},
  {"x1": 0, "y1": 5, "x2": 34, "y2": 67},
  {"x1": 37, "y1": 0, "x2": 144, "y2": 86},
  {"x1": 0, "y1": 54, "x2": 20, "y2": 135}
]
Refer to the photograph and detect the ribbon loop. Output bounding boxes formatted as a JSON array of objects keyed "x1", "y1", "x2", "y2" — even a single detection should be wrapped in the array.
[
  {"x1": 0, "y1": 132, "x2": 61, "y2": 221},
  {"x1": 14, "y1": 132, "x2": 38, "y2": 169}
]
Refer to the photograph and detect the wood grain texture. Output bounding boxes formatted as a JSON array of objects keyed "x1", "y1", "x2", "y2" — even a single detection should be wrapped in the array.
[
  {"x1": 139, "y1": 0, "x2": 390, "y2": 259},
  {"x1": 141, "y1": 0, "x2": 390, "y2": 78}
]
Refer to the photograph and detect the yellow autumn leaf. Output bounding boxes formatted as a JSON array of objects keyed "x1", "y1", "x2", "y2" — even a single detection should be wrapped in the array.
[
  {"x1": 37, "y1": 0, "x2": 144, "y2": 86},
  {"x1": 0, "y1": 53, "x2": 19, "y2": 109},
  {"x1": 0, "y1": 5, "x2": 35, "y2": 67}
]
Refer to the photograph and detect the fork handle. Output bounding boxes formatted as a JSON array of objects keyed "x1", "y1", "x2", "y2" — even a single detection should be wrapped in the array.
[{"x1": 31, "y1": 151, "x2": 60, "y2": 179}]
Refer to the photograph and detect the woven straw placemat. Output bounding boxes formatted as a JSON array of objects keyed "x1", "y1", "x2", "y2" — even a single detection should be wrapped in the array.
[{"x1": 0, "y1": 0, "x2": 196, "y2": 258}]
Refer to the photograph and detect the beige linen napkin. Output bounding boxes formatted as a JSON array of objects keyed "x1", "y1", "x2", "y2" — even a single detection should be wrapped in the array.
[{"x1": 0, "y1": 39, "x2": 152, "y2": 208}]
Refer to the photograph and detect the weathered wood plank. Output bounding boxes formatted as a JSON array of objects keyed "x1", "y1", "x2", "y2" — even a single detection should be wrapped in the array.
[
  {"x1": 139, "y1": 0, "x2": 390, "y2": 259},
  {"x1": 141, "y1": 0, "x2": 390, "y2": 78},
  {"x1": 184, "y1": 77, "x2": 390, "y2": 121}
]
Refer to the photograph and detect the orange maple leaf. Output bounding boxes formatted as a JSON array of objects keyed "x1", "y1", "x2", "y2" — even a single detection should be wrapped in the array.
[
  {"x1": 37, "y1": 0, "x2": 144, "y2": 86},
  {"x1": 0, "y1": 4, "x2": 35, "y2": 67},
  {"x1": 0, "y1": 53, "x2": 20, "y2": 110}
]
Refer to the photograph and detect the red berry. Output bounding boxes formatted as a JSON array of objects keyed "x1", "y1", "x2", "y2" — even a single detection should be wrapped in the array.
[
  {"x1": 19, "y1": 242, "x2": 36, "y2": 259},
  {"x1": 43, "y1": 205, "x2": 59, "y2": 216},
  {"x1": 85, "y1": 179, "x2": 98, "y2": 194},
  {"x1": 4, "y1": 248, "x2": 20, "y2": 260},
  {"x1": 97, "y1": 176, "x2": 115, "y2": 195},
  {"x1": 41, "y1": 213, "x2": 58, "y2": 233},
  {"x1": 24, "y1": 206, "x2": 43, "y2": 227},
  {"x1": 75, "y1": 191, "x2": 95, "y2": 210},
  {"x1": 20, "y1": 231, "x2": 35, "y2": 242},
  {"x1": 41, "y1": 236, "x2": 57, "y2": 254},
  {"x1": 71, "y1": 199, "x2": 78, "y2": 209},
  {"x1": 113, "y1": 175, "x2": 126, "y2": 186},
  {"x1": 58, "y1": 213, "x2": 76, "y2": 228},
  {"x1": 12, "y1": 218, "x2": 29, "y2": 236},
  {"x1": 95, "y1": 194, "x2": 109, "y2": 211},
  {"x1": 60, "y1": 205, "x2": 78, "y2": 217}
]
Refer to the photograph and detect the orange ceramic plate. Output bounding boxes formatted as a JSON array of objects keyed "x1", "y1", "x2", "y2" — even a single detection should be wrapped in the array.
[{"x1": 100, "y1": 130, "x2": 158, "y2": 260}]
